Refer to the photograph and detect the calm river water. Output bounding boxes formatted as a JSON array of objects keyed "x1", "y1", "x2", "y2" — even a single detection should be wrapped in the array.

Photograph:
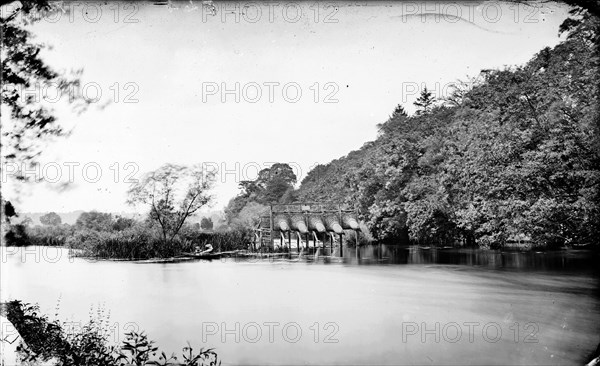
[{"x1": 1, "y1": 246, "x2": 599, "y2": 365}]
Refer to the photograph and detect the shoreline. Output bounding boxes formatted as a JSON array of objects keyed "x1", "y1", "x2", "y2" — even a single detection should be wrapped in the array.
[{"x1": 3, "y1": 244, "x2": 597, "y2": 263}]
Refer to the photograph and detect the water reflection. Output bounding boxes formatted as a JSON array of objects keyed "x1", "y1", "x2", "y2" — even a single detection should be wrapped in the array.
[{"x1": 338, "y1": 245, "x2": 600, "y2": 272}]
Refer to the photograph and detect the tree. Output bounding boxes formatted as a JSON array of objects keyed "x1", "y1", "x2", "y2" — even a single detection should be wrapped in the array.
[
  {"x1": 40, "y1": 212, "x2": 61, "y2": 226},
  {"x1": 200, "y1": 217, "x2": 213, "y2": 230},
  {"x1": 1, "y1": 0, "x2": 89, "y2": 167},
  {"x1": 127, "y1": 164, "x2": 216, "y2": 242},
  {"x1": 224, "y1": 195, "x2": 251, "y2": 225},
  {"x1": 230, "y1": 202, "x2": 269, "y2": 230},
  {"x1": 263, "y1": 177, "x2": 293, "y2": 203},
  {"x1": 390, "y1": 104, "x2": 408, "y2": 119},
  {"x1": 75, "y1": 211, "x2": 113, "y2": 231},
  {"x1": 0, "y1": 0, "x2": 92, "y2": 216},
  {"x1": 413, "y1": 87, "x2": 436, "y2": 115},
  {"x1": 20, "y1": 216, "x2": 33, "y2": 226},
  {"x1": 4, "y1": 223, "x2": 29, "y2": 246},
  {"x1": 112, "y1": 216, "x2": 135, "y2": 231},
  {"x1": 2, "y1": 201, "x2": 17, "y2": 224},
  {"x1": 225, "y1": 163, "x2": 297, "y2": 224}
]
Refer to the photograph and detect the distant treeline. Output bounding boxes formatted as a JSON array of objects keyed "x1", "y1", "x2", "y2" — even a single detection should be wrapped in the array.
[{"x1": 2, "y1": 208, "x2": 251, "y2": 259}]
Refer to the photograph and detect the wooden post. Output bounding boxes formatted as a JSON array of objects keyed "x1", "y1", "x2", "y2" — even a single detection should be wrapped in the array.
[
  {"x1": 306, "y1": 211, "x2": 310, "y2": 250},
  {"x1": 330, "y1": 233, "x2": 333, "y2": 255},
  {"x1": 339, "y1": 204, "x2": 343, "y2": 257},
  {"x1": 355, "y1": 205, "x2": 359, "y2": 259},
  {"x1": 296, "y1": 232, "x2": 300, "y2": 253},
  {"x1": 269, "y1": 205, "x2": 274, "y2": 250},
  {"x1": 355, "y1": 230, "x2": 359, "y2": 261},
  {"x1": 288, "y1": 231, "x2": 291, "y2": 252}
]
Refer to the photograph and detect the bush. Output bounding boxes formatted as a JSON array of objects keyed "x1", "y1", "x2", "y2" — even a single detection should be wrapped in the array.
[
  {"x1": 28, "y1": 225, "x2": 74, "y2": 246},
  {"x1": 344, "y1": 222, "x2": 374, "y2": 247},
  {"x1": 67, "y1": 223, "x2": 196, "y2": 259},
  {"x1": 4, "y1": 224, "x2": 74, "y2": 247},
  {"x1": 179, "y1": 226, "x2": 253, "y2": 252},
  {"x1": 4, "y1": 224, "x2": 30, "y2": 246},
  {"x1": 5, "y1": 300, "x2": 221, "y2": 366}
]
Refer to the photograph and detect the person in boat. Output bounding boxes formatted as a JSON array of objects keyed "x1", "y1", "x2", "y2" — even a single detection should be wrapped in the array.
[{"x1": 198, "y1": 243, "x2": 213, "y2": 255}]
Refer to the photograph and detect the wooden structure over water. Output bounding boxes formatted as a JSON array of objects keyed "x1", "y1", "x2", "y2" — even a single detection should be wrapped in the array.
[{"x1": 253, "y1": 203, "x2": 361, "y2": 257}]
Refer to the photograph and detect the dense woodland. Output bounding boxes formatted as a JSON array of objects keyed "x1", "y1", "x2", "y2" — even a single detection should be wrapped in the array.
[{"x1": 227, "y1": 8, "x2": 600, "y2": 248}]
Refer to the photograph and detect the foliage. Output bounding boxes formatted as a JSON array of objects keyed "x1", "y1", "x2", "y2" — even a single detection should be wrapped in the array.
[
  {"x1": 116, "y1": 332, "x2": 220, "y2": 366},
  {"x1": 3, "y1": 200, "x2": 17, "y2": 223},
  {"x1": 413, "y1": 87, "x2": 436, "y2": 115},
  {"x1": 0, "y1": 0, "x2": 89, "y2": 166},
  {"x1": 40, "y1": 212, "x2": 62, "y2": 226},
  {"x1": 64, "y1": 220, "x2": 251, "y2": 259},
  {"x1": 180, "y1": 226, "x2": 253, "y2": 252},
  {"x1": 113, "y1": 215, "x2": 136, "y2": 231},
  {"x1": 390, "y1": 104, "x2": 408, "y2": 119},
  {"x1": 295, "y1": 8, "x2": 600, "y2": 248},
  {"x1": 1, "y1": 204, "x2": 248, "y2": 258},
  {"x1": 224, "y1": 163, "x2": 296, "y2": 225},
  {"x1": 27, "y1": 224, "x2": 73, "y2": 246},
  {"x1": 67, "y1": 221, "x2": 192, "y2": 259},
  {"x1": 75, "y1": 211, "x2": 115, "y2": 231},
  {"x1": 4, "y1": 223, "x2": 30, "y2": 246},
  {"x1": 344, "y1": 222, "x2": 375, "y2": 247},
  {"x1": 200, "y1": 217, "x2": 213, "y2": 230},
  {"x1": 228, "y1": 202, "x2": 268, "y2": 230},
  {"x1": 127, "y1": 164, "x2": 216, "y2": 243},
  {"x1": 5, "y1": 300, "x2": 72, "y2": 365},
  {"x1": 5, "y1": 300, "x2": 220, "y2": 366}
]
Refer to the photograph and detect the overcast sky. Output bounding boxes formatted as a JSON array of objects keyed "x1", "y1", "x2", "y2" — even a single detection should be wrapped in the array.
[{"x1": 3, "y1": 1, "x2": 570, "y2": 214}]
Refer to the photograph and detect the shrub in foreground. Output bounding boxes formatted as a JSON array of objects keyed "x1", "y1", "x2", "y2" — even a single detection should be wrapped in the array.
[{"x1": 4, "y1": 300, "x2": 220, "y2": 366}]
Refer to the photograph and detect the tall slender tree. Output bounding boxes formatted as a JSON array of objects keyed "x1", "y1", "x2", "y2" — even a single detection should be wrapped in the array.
[{"x1": 413, "y1": 87, "x2": 436, "y2": 115}]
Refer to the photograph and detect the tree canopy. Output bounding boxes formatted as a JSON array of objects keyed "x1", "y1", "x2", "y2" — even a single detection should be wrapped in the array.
[
  {"x1": 39, "y1": 212, "x2": 61, "y2": 226},
  {"x1": 127, "y1": 164, "x2": 216, "y2": 242},
  {"x1": 224, "y1": 163, "x2": 296, "y2": 226},
  {"x1": 75, "y1": 211, "x2": 113, "y2": 232},
  {"x1": 1, "y1": 0, "x2": 89, "y2": 166},
  {"x1": 200, "y1": 217, "x2": 214, "y2": 230},
  {"x1": 295, "y1": 8, "x2": 600, "y2": 248}
]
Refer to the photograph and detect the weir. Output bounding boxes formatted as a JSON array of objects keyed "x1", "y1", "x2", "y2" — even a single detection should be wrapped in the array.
[{"x1": 253, "y1": 203, "x2": 361, "y2": 257}]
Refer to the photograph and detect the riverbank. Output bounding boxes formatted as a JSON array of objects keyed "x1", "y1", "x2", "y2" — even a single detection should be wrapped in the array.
[{"x1": 1, "y1": 300, "x2": 220, "y2": 366}]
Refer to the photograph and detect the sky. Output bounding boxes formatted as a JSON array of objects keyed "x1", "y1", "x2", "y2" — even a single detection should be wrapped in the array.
[{"x1": 1, "y1": 0, "x2": 571, "y2": 214}]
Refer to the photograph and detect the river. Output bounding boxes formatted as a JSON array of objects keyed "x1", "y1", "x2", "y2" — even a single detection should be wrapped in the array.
[{"x1": 1, "y1": 246, "x2": 599, "y2": 365}]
